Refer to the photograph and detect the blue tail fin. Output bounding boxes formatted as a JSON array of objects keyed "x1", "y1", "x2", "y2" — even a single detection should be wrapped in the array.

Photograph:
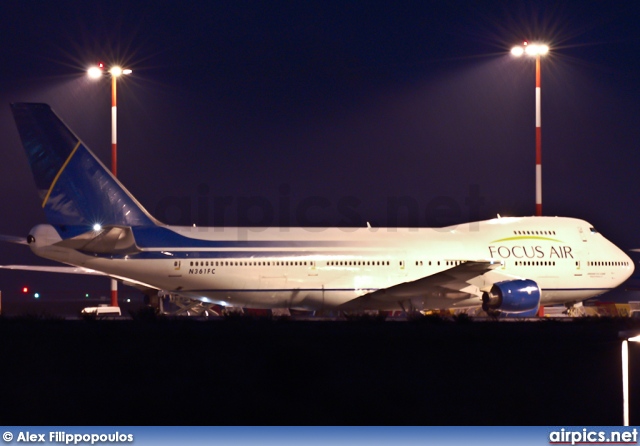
[{"x1": 11, "y1": 103, "x2": 157, "y2": 237}]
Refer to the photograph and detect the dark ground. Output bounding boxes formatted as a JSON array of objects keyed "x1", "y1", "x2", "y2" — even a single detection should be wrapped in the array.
[{"x1": 1, "y1": 314, "x2": 639, "y2": 426}]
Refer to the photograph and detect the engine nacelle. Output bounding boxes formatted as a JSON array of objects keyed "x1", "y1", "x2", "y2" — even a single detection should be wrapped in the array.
[{"x1": 482, "y1": 279, "x2": 540, "y2": 313}]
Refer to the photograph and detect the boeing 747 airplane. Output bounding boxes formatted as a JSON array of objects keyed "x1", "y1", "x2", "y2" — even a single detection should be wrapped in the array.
[{"x1": 3, "y1": 103, "x2": 634, "y2": 315}]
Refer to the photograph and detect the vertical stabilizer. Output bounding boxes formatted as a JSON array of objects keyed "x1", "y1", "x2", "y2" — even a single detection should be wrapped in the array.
[{"x1": 11, "y1": 103, "x2": 157, "y2": 237}]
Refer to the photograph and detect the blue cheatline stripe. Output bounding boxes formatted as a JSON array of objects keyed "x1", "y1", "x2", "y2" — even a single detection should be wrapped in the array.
[
  {"x1": 85, "y1": 250, "x2": 392, "y2": 259},
  {"x1": 542, "y1": 287, "x2": 615, "y2": 291},
  {"x1": 131, "y1": 226, "x2": 376, "y2": 249},
  {"x1": 188, "y1": 288, "x2": 381, "y2": 293}
]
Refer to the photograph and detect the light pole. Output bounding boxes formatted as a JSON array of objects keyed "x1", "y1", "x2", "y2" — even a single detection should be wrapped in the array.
[
  {"x1": 88, "y1": 63, "x2": 132, "y2": 308},
  {"x1": 620, "y1": 331, "x2": 640, "y2": 426},
  {"x1": 511, "y1": 42, "x2": 549, "y2": 217}
]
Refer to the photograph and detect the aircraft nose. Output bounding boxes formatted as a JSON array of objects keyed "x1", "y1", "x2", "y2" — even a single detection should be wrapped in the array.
[
  {"x1": 617, "y1": 247, "x2": 636, "y2": 284},
  {"x1": 625, "y1": 251, "x2": 636, "y2": 281}
]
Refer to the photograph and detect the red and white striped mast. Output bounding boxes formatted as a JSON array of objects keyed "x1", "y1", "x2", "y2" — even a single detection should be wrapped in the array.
[
  {"x1": 111, "y1": 69, "x2": 118, "y2": 176},
  {"x1": 511, "y1": 42, "x2": 549, "y2": 216},
  {"x1": 87, "y1": 63, "x2": 132, "y2": 307}
]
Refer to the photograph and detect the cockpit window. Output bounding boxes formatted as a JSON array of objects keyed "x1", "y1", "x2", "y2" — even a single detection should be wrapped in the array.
[{"x1": 590, "y1": 227, "x2": 598, "y2": 234}]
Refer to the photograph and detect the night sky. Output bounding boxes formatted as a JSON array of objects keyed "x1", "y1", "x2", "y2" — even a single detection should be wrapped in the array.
[{"x1": 0, "y1": 1, "x2": 639, "y2": 303}]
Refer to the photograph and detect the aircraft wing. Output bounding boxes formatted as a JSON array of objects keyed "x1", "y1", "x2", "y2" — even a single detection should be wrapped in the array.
[{"x1": 340, "y1": 260, "x2": 504, "y2": 311}]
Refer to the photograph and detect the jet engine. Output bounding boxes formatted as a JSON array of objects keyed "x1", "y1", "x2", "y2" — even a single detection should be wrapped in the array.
[{"x1": 482, "y1": 279, "x2": 540, "y2": 314}]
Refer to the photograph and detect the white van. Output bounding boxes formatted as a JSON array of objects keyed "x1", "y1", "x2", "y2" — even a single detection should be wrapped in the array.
[{"x1": 81, "y1": 305, "x2": 121, "y2": 317}]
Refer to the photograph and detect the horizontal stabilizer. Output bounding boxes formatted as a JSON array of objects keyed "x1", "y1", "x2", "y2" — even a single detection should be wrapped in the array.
[
  {"x1": 0, "y1": 234, "x2": 28, "y2": 245},
  {"x1": 54, "y1": 226, "x2": 141, "y2": 254},
  {"x1": 0, "y1": 264, "x2": 105, "y2": 275},
  {"x1": 0, "y1": 264, "x2": 159, "y2": 291}
]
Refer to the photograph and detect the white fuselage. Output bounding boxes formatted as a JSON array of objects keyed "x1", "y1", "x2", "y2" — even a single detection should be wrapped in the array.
[{"x1": 29, "y1": 216, "x2": 634, "y2": 311}]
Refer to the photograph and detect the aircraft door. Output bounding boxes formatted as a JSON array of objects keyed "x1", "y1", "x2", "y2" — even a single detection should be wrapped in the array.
[
  {"x1": 168, "y1": 260, "x2": 183, "y2": 277},
  {"x1": 578, "y1": 227, "x2": 587, "y2": 242},
  {"x1": 575, "y1": 227, "x2": 589, "y2": 259}
]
